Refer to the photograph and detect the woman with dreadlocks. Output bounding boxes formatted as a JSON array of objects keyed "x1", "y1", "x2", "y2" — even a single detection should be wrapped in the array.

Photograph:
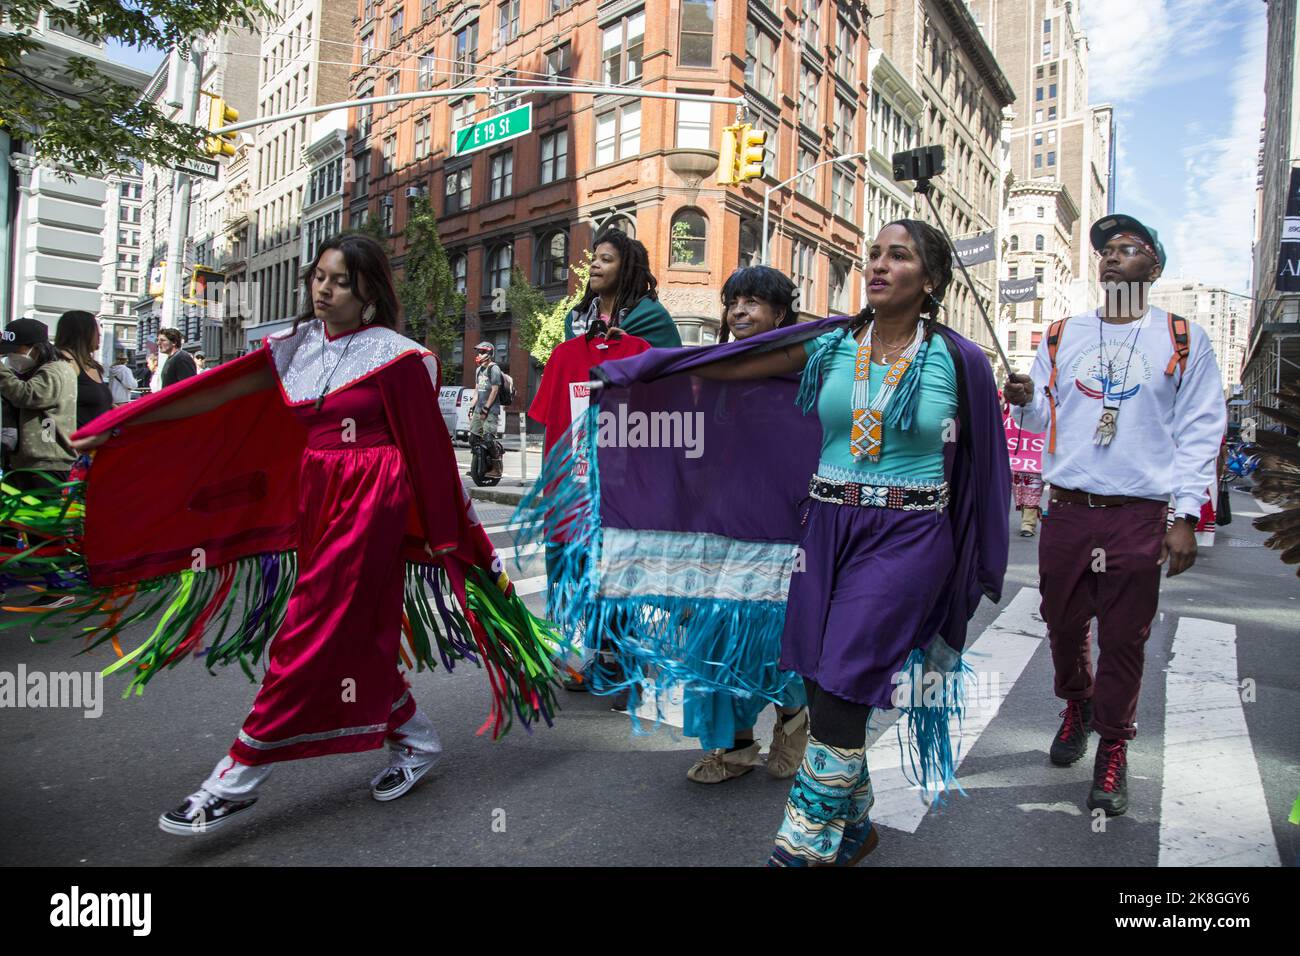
[
  {"x1": 564, "y1": 228, "x2": 682, "y2": 349},
  {"x1": 685, "y1": 221, "x2": 1010, "y2": 864}
]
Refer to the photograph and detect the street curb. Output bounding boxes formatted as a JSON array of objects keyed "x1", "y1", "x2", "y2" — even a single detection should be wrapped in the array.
[{"x1": 468, "y1": 487, "x2": 525, "y2": 507}]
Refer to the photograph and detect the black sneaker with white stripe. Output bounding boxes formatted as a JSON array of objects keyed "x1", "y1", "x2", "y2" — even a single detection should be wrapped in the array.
[
  {"x1": 370, "y1": 759, "x2": 438, "y2": 802},
  {"x1": 158, "y1": 789, "x2": 257, "y2": 835}
]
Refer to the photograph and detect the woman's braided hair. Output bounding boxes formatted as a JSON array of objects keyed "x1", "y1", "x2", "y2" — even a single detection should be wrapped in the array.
[{"x1": 850, "y1": 218, "x2": 953, "y2": 341}]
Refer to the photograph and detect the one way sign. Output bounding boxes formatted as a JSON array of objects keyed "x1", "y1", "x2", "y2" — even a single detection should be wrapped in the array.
[{"x1": 170, "y1": 156, "x2": 220, "y2": 180}]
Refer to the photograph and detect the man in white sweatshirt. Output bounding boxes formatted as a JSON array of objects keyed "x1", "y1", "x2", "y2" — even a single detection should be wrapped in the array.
[{"x1": 1005, "y1": 214, "x2": 1225, "y2": 817}]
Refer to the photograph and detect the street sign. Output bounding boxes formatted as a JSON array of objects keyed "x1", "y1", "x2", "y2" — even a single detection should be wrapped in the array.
[
  {"x1": 171, "y1": 156, "x2": 220, "y2": 180},
  {"x1": 452, "y1": 103, "x2": 532, "y2": 157}
]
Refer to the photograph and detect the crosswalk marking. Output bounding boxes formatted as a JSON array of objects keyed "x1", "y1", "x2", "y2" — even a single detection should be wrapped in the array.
[
  {"x1": 512, "y1": 574, "x2": 548, "y2": 596},
  {"x1": 1158, "y1": 617, "x2": 1281, "y2": 867},
  {"x1": 867, "y1": 586, "x2": 1043, "y2": 835},
  {"x1": 494, "y1": 542, "x2": 545, "y2": 561}
]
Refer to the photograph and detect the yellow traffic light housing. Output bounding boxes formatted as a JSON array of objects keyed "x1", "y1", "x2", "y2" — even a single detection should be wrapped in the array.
[
  {"x1": 737, "y1": 126, "x2": 767, "y2": 182},
  {"x1": 205, "y1": 96, "x2": 240, "y2": 158},
  {"x1": 716, "y1": 124, "x2": 739, "y2": 186}
]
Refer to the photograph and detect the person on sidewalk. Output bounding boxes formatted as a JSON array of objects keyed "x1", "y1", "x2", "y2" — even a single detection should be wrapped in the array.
[
  {"x1": 108, "y1": 350, "x2": 138, "y2": 406},
  {"x1": 1004, "y1": 214, "x2": 1226, "y2": 817},
  {"x1": 157, "y1": 328, "x2": 197, "y2": 387},
  {"x1": 681, "y1": 266, "x2": 808, "y2": 785},
  {"x1": 466, "y1": 342, "x2": 503, "y2": 479}
]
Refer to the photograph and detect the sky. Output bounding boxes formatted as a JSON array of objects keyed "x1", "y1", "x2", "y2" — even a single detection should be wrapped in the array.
[{"x1": 1082, "y1": 0, "x2": 1266, "y2": 295}]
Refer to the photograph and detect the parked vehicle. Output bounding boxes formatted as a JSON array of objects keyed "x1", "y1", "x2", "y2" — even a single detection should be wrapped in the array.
[{"x1": 438, "y1": 386, "x2": 505, "y2": 444}]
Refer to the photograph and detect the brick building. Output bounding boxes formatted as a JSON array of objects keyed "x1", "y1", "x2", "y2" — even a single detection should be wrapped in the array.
[{"x1": 346, "y1": 0, "x2": 875, "y2": 394}]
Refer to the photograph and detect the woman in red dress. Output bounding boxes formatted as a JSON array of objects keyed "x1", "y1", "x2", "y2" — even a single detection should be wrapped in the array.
[{"x1": 69, "y1": 235, "x2": 561, "y2": 835}]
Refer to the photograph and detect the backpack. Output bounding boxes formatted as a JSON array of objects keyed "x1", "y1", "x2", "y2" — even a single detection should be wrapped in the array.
[
  {"x1": 1043, "y1": 311, "x2": 1190, "y2": 454},
  {"x1": 495, "y1": 365, "x2": 515, "y2": 407}
]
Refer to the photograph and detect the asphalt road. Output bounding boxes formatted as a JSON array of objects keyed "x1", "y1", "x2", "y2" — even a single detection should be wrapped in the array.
[{"x1": 0, "y1": 490, "x2": 1294, "y2": 867}]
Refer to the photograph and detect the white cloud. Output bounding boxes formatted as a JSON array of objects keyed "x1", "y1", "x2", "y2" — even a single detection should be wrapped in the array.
[
  {"x1": 1164, "y1": 9, "x2": 1266, "y2": 292},
  {"x1": 1083, "y1": 0, "x2": 1241, "y2": 103}
]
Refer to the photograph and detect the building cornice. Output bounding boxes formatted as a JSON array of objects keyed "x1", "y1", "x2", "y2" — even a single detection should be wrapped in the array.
[{"x1": 936, "y1": 0, "x2": 1016, "y2": 107}]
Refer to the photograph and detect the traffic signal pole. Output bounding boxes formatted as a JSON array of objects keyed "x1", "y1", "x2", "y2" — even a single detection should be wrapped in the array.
[{"x1": 161, "y1": 38, "x2": 205, "y2": 331}]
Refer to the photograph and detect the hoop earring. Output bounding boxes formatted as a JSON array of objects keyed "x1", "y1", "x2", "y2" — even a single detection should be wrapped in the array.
[{"x1": 361, "y1": 303, "x2": 377, "y2": 325}]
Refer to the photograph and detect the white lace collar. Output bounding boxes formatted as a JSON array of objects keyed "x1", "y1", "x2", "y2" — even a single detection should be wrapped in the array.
[{"x1": 266, "y1": 319, "x2": 429, "y2": 405}]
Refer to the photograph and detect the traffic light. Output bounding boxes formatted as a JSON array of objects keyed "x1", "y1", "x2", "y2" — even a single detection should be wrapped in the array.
[
  {"x1": 205, "y1": 96, "x2": 240, "y2": 158},
  {"x1": 736, "y1": 125, "x2": 767, "y2": 182},
  {"x1": 716, "y1": 124, "x2": 739, "y2": 185}
]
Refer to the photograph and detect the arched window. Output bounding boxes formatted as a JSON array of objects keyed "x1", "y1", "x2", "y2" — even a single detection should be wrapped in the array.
[
  {"x1": 1009, "y1": 234, "x2": 1019, "y2": 251},
  {"x1": 485, "y1": 243, "x2": 513, "y2": 295},
  {"x1": 738, "y1": 219, "x2": 761, "y2": 267},
  {"x1": 1034, "y1": 233, "x2": 1044, "y2": 251},
  {"x1": 536, "y1": 230, "x2": 568, "y2": 286},
  {"x1": 670, "y1": 208, "x2": 707, "y2": 266},
  {"x1": 449, "y1": 253, "x2": 467, "y2": 295},
  {"x1": 596, "y1": 213, "x2": 636, "y2": 242}
]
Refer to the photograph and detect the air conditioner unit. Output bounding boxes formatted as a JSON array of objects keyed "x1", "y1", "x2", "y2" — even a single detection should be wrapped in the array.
[
  {"x1": 406, "y1": 186, "x2": 421, "y2": 198},
  {"x1": 383, "y1": 195, "x2": 394, "y2": 206}
]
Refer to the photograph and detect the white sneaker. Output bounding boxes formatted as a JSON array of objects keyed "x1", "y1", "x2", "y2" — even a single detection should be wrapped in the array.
[{"x1": 369, "y1": 756, "x2": 440, "y2": 802}]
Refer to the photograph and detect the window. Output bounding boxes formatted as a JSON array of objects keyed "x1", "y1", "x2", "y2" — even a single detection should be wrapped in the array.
[
  {"x1": 537, "y1": 231, "x2": 568, "y2": 286},
  {"x1": 1034, "y1": 153, "x2": 1043, "y2": 169},
  {"x1": 497, "y1": 0, "x2": 520, "y2": 46},
  {"x1": 422, "y1": 0, "x2": 435, "y2": 24},
  {"x1": 450, "y1": 254, "x2": 467, "y2": 294},
  {"x1": 451, "y1": 97, "x2": 474, "y2": 131},
  {"x1": 357, "y1": 88, "x2": 374, "y2": 138},
  {"x1": 1047, "y1": 105, "x2": 1056, "y2": 120},
  {"x1": 549, "y1": 0, "x2": 573, "y2": 14},
  {"x1": 1007, "y1": 330, "x2": 1017, "y2": 351},
  {"x1": 381, "y1": 134, "x2": 396, "y2": 176},
  {"x1": 679, "y1": 1, "x2": 715, "y2": 67},
  {"x1": 1048, "y1": 129, "x2": 1057, "y2": 144},
  {"x1": 540, "y1": 130, "x2": 568, "y2": 182},
  {"x1": 1034, "y1": 266, "x2": 1044, "y2": 284},
  {"x1": 670, "y1": 209, "x2": 707, "y2": 266},
  {"x1": 832, "y1": 167, "x2": 855, "y2": 220},
  {"x1": 744, "y1": 22, "x2": 777, "y2": 101},
  {"x1": 353, "y1": 152, "x2": 371, "y2": 195},
  {"x1": 739, "y1": 219, "x2": 761, "y2": 267},
  {"x1": 418, "y1": 54, "x2": 435, "y2": 90},
  {"x1": 489, "y1": 151, "x2": 513, "y2": 201},
  {"x1": 1034, "y1": 109, "x2": 1043, "y2": 123},
  {"x1": 1035, "y1": 234, "x2": 1044, "y2": 251},
  {"x1": 603, "y1": 11, "x2": 646, "y2": 85},
  {"x1": 829, "y1": 259, "x2": 850, "y2": 315},
  {"x1": 1049, "y1": 83, "x2": 1057, "y2": 99},
  {"x1": 361, "y1": 30, "x2": 374, "y2": 66},
  {"x1": 444, "y1": 164, "x2": 471, "y2": 213},
  {"x1": 1044, "y1": 18, "x2": 1052, "y2": 33},
  {"x1": 1047, "y1": 151, "x2": 1055, "y2": 166},
  {"x1": 791, "y1": 239, "x2": 815, "y2": 310},
  {"x1": 414, "y1": 116, "x2": 431, "y2": 160},
  {"x1": 381, "y1": 197, "x2": 395, "y2": 234},
  {"x1": 389, "y1": 8, "x2": 404, "y2": 44},
  {"x1": 796, "y1": 147, "x2": 817, "y2": 199},
  {"x1": 834, "y1": 98, "x2": 854, "y2": 155},
  {"x1": 800, "y1": 64, "x2": 820, "y2": 129},
  {"x1": 1037, "y1": 206, "x2": 1045, "y2": 218},
  {"x1": 1035, "y1": 86, "x2": 1043, "y2": 102},
  {"x1": 385, "y1": 71, "x2": 401, "y2": 111},
  {"x1": 486, "y1": 244, "x2": 513, "y2": 295},
  {"x1": 835, "y1": 18, "x2": 855, "y2": 83},
  {"x1": 598, "y1": 214, "x2": 637, "y2": 241},
  {"x1": 1009, "y1": 234, "x2": 1019, "y2": 251},
  {"x1": 546, "y1": 44, "x2": 572, "y2": 83},
  {"x1": 1030, "y1": 331, "x2": 1043, "y2": 349},
  {"x1": 676, "y1": 99, "x2": 711, "y2": 148},
  {"x1": 801, "y1": 0, "x2": 820, "y2": 49},
  {"x1": 1034, "y1": 132, "x2": 1043, "y2": 147},
  {"x1": 595, "y1": 102, "x2": 641, "y2": 164},
  {"x1": 454, "y1": 22, "x2": 479, "y2": 83}
]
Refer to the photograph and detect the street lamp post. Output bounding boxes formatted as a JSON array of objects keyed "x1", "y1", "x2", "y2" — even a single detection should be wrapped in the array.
[{"x1": 761, "y1": 153, "x2": 864, "y2": 266}]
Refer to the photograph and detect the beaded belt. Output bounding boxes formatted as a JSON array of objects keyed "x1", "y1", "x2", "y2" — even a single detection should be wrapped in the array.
[{"x1": 808, "y1": 476, "x2": 950, "y2": 512}]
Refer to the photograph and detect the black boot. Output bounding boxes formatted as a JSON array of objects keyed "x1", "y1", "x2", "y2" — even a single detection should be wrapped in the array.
[
  {"x1": 1087, "y1": 738, "x2": 1129, "y2": 816},
  {"x1": 1049, "y1": 698, "x2": 1093, "y2": 766}
]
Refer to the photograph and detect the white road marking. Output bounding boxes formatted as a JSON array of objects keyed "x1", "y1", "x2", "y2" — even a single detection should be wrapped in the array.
[
  {"x1": 493, "y1": 542, "x2": 545, "y2": 561},
  {"x1": 1158, "y1": 617, "x2": 1281, "y2": 867},
  {"x1": 512, "y1": 575, "x2": 548, "y2": 596},
  {"x1": 1017, "y1": 802, "x2": 1084, "y2": 817},
  {"x1": 867, "y1": 587, "x2": 1043, "y2": 834}
]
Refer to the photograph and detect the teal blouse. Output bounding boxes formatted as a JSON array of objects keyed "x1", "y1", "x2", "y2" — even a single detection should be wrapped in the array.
[{"x1": 802, "y1": 329, "x2": 958, "y2": 482}]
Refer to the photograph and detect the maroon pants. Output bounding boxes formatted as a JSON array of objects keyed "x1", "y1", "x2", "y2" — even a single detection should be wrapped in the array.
[{"x1": 1037, "y1": 498, "x2": 1167, "y2": 740}]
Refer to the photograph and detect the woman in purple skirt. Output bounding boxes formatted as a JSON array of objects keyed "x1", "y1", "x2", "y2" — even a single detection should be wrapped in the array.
[{"x1": 696, "y1": 220, "x2": 1009, "y2": 865}]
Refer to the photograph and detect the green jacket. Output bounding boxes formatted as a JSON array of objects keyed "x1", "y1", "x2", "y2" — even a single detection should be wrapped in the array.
[
  {"x1": 0, "y1": 358, "x2": 78, "y2": 472},
  {"x1": 565, "y1": 294, "x2": 683, "y2": 349}
]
